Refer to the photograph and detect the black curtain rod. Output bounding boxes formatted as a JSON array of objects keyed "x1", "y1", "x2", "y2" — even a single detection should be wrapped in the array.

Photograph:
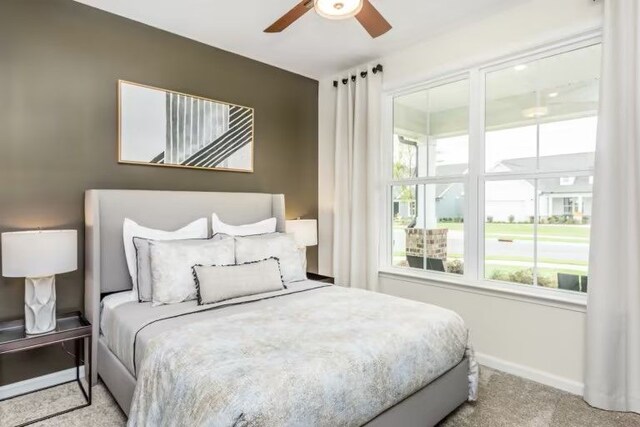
[{"x1": 333, "y1": 64, "x2": 383, "y2": 88}]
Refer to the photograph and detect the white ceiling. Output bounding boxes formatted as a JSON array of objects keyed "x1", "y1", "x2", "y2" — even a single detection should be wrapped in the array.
[{"x1": 74, "y1": 0, "x2": 528, "y2": 80}]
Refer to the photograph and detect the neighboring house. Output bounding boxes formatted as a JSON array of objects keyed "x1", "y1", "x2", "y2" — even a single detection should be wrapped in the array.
[
  {"x1": 393, "y1": 198, "x2": 416, "y2": 218},
  {"x1": 492, "y1": 153, "x2": 594, "y2": 222},
  {"x1": 402, "y1": 153, "x2": 594, "y2": 223},
  {"x1": 392, "y1": 164, "x2": 467, "y2": 221},
  {"x1": 435, "y1": 164, "x2": 467, "y2": 220}
]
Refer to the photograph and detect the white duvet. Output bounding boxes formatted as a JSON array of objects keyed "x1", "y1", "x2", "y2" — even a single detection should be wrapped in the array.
[{"x1": 127, "y1": 285, "x2": 477, "y2": 426}]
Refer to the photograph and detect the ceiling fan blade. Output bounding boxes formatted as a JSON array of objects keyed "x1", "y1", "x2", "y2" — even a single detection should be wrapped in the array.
[
  {"x1": 264, "y1": 0, "x2": 314, "y2": 33},
  {"x1": 356, "y1": 0, "x2": 392, "y2": 38}
]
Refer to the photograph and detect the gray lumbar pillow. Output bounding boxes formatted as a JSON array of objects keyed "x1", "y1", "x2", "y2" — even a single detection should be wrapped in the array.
[
  {"x1": 193, "y1": 258, "x2": 284, "y2": 305},
  {"x1": 149, "y1": 238, "x2": 235, "y2": 306},
  {"x1": 235, "y1": 233, "x2": 306, "y2": 284}
]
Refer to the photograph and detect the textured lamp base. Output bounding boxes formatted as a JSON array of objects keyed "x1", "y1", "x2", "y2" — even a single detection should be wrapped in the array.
[{"x1": 25, "y1": 276, "x2": 57, "y2": 335}]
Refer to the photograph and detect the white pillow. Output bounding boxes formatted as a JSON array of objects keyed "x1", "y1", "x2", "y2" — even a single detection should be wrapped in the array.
[
  {"x1": 123, "y1": 218, "x2": 208, "y2": 298},
  {"x1": 235, "y1": 233, "x2": 306, "y2": 284},
  {"x1": 211, "y1": 213, "x2": 276, "y2": 236},
  {"x1": 149, "y1": 238, "x2": 235, "y2": 306}
]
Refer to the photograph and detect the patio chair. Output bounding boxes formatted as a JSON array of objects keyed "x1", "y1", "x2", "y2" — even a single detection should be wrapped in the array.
[
  {"x1": 406, "y1": 256, "x2": 446, "y2": 272},
  {"x1": 557, "y1": 273, "x2": 580, "y2": 291},
  {"x1": 427, "y1": 257, "x2": 446, "y2": 272},
  {"x1": 580, "y1": 275, "x2": 588, "y2": 293}
]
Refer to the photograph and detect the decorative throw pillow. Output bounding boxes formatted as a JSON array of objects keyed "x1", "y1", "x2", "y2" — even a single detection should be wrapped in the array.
[
  {"x1": 211, "y1": 213, "x2": 277, "y2": 236},
  {"x1": 123, "y1": 218, "x2": 208, "y2": 299},
  {"x1": 133, "y1": 237, "x2": 153, "y2": 302},
  {"x1": 135, "y1": 235, "x2": 235, "y2": 302},
  {"x1": 193, "y1": 258, "x2": 284, "y2": 305},
  {"x1": 235, "y1": 233, "x2": 306, "y2": 284},
  {"x1": 149, "y1": 238, "x2": 235, "y2": 306},
  {"x1": 133, "y1": 234, "x2": 236, "y2": 302}
]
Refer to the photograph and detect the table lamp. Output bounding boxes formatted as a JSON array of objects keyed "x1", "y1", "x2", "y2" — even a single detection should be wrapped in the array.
[
  {"x1": 1, "y1": 230, "x2": 78, "y2": 335},
  {"x1": 286, "y1": 219, "x2": 318, "y2": 247}
]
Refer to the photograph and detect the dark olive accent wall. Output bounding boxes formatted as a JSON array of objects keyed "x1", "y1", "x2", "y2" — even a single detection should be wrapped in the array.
[{"x1": 0, "y1": 0, "x2": 318, "y2": 386}]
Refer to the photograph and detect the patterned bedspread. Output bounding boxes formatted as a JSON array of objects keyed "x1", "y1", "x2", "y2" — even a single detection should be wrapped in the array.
[{"x1": 128, "y1": 286, "x2": 477, "y2": 426}]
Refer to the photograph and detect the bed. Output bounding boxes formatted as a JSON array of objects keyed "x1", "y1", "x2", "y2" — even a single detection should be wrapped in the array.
[{"x1": 84, "y1": 189, "x2": 477, "y2": 426}]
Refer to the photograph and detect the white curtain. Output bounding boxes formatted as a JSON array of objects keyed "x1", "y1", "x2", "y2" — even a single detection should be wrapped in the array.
[
  {"x1": 333, "y1": 68, "x2": 383, "y2": 290},
  {"x1": 585, "y1": 0, "x2": 640, "y2": 414}
]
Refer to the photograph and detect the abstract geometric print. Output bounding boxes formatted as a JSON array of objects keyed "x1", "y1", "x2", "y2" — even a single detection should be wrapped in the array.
[
  {"x1": 153, "y1": 93, "x2": 253, "y2": 168},
  {"x1": 119, "y1": 81, "x2": 253, "y2": 172}
]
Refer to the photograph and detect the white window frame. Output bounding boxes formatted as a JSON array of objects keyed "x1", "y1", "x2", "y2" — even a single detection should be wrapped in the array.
[{"x1": 380, "y1": 32, "x2": 601, "y2": 305}]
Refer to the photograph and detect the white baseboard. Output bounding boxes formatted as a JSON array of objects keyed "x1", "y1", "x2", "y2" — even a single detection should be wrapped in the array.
[
  {"x1": 476, "y1": 352, "x2": 584, "y2": 396},
  {"x1": 0, "y1": 367, "x2": 86, "y2": 400}
]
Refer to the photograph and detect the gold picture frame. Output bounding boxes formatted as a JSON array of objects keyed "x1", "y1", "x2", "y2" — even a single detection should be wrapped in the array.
[{"x1": 118, "y1": 80, "x2": 254, "y2": 173}]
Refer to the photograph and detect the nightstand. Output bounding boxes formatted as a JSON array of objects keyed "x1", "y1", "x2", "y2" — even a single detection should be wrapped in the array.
[
  {"x1": 307, "y1": 272, "x2": 335, "y2": 284},
  {"x1": 0, "y1": 311, "x2": 92, "y2": 426}
]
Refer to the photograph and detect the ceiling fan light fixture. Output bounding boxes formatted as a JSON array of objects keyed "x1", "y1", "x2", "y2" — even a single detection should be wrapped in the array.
[
  {"x1": 314, "y1": 0, "x2": 364, "y2": 20},
  {"x1": 522, "y1": 106, "x2": 549, "y2": 118}
]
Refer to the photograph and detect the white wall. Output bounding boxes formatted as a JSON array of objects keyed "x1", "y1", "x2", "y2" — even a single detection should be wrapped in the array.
[
  {"x1": 319, "y1": 0, "x2": 602, "y2": 393},
  {"x1": 379, "y1": 273, "x2": 586, "y2": 393},
  {"x1": 318, "y1": 80, "x2": 336, "y2": 276},
  {"x1": 380, "y1": 0, "x2": 602, "y2": 91}
]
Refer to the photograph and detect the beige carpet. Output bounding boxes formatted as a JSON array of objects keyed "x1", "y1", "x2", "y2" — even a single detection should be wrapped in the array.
[{"x1": 1, "y1": 367, "x2": 639, "y2": 426}]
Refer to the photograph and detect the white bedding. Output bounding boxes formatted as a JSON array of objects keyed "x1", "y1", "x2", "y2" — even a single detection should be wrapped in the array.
[
  {"x1": 101, "y1": 282, "x2": 478, "y2": 427},
  {"x1": 128, "y1": 285, "x2": 477, "y2": 426},
  {"x1": 101, "y1": 281, "x2": 328, "y2": 375},
  {"x1": 100, "y1": 290, "x2": 136, "y2": 341}
]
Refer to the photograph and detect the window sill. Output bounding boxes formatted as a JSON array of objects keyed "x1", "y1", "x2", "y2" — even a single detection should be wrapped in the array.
[{"x1": 378, "y1": 267, "x2": 587, "y2": 312}]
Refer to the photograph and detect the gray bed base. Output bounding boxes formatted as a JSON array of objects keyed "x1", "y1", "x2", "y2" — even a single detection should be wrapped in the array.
[
  {"x1": 85, "y1": 189, "x2": 469, "y2": 425},
  {"x1": 99, "y1": 337, "x2": 468, "y2": 426}
]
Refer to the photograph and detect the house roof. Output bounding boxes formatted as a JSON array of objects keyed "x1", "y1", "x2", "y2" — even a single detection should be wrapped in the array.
[
  {"x1": 435, "y1": 164, "x2": 468, "y2": 198},
  {"x1": 500, "y1": 152, "x2": 594, "y2": 172},
  {"x1": 393, "y1": 153, "x2": 593, "y2": 202},
  {"x1": 500, "y1": 153, "x2": 593, "y2": 194}
]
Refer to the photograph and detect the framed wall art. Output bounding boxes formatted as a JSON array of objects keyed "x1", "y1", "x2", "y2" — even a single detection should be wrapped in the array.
[{"x1": 118, "y1": 80, "x2": 254, "y2": 172}]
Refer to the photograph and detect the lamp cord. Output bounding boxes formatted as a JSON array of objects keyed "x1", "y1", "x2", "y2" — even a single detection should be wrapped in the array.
[{"x1": 61, "y1": 342, "x2": 84, "y2": 364}]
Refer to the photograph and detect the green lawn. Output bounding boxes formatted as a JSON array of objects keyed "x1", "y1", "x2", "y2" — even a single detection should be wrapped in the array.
[
  {"x1": 484, "y1": 255, "x2": 587, "y2": 266},
  {"x1": 439, "y1": 222, "x2": 590, "y2": 240}
]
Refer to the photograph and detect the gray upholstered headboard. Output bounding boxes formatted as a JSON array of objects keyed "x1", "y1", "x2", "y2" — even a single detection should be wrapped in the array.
[{"x1": 84, "y1": 189, "x2": 285, "y2": 383}]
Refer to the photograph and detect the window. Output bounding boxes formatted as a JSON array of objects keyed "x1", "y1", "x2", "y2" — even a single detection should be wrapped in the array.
[
  {"x1": 392, "y1": 78, "x2": 469, "y2": 276},
  {"x1": 386, "y1": 39, "x2": 601, "y2": 295}
]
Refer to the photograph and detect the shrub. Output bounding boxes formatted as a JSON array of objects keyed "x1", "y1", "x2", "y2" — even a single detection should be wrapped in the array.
[
  {"x1": 441, "y1": 217, "x2": 464, "y2": 224},
  {"x1": 509, "y1": 268, "x2": 534, "y2": 285},
  {"x1": 489, "y1": 270, "x2": 510, "y2": 282},
  {"x1": 446, "y1": 259, "x2": 464, "y2": 275},
  {"x1": 490, "y1": 268, "x2": 556, "y2": 287},
  {"x1": 537, "y1": 274, "x2": 555, "y2": 288}
]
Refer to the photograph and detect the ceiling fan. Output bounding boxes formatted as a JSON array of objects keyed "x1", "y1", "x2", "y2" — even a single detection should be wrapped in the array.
[{"x1": 265, "y1": 0, "x2": 392, "y2": 38}]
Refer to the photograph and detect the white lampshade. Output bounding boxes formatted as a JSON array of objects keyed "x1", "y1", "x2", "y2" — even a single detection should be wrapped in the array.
[
  {"x1": 286, "y1": 219, "x2": 318, "y2": 247},
  {"x1": 314, "y1": 0, "x2": 363, "y2": 20},
  {"x1": 2, "y1": 230, "x2": 78, "y2": 278}
]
